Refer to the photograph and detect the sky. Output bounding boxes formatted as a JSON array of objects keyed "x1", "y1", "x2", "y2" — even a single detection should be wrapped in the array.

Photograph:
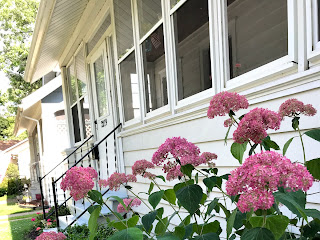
[{"x1": 0, "y1": 71, "x2": 10, "y2": 92}]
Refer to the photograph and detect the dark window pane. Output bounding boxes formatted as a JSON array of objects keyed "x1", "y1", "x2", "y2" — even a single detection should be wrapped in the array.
[
  {"x1": 141, "y1": 25, "x2": 168, "y2": 112},
  {"x1": 68, "y1": 64, "x2": 77, "y2": 105},
  {"x1": 227, "y1": 0, "x2": 288, "y2": 78},
  {"x1": 80, "y1": 97, "x2": 91, "y2": 138},
  {"x1": 93, "y1": 55, "x2": 108, "y2": 117},
  {"x1": 173, "y1": 0, "x2": 212, "y2": 100},
  {"x1": 72, "y1": 105, "x2": 81, "y2": 143},
  {"x1": 119, "y1": 52, "x2": 140, "y2": 121}
]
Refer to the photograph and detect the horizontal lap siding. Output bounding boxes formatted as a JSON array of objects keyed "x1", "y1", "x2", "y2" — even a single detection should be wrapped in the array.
[{"x1": 121, "y1": 88, "x2": 320, "y2": 231}]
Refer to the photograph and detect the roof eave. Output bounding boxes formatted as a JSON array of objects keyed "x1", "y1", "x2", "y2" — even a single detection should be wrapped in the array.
[{"x1": 24, "y1": 0, "x2": 56, "y2": 83}]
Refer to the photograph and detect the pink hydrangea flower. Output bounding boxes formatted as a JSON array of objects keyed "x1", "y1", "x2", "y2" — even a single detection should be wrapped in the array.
[
  {"x1": 101, "y1": 173, "x2": 137, "y2": 191},
  {"x1": 36, "y1": 227, "x2": 41, "y2": 231},
  {"x1": 279, "y1": 98, "x2": 317, "y2": 119},
  {"x1": 31, "y1": 218, "x2": 35, "y2": 221},
  {"x1": 226, "y1": 151, "x2": 313, "y2": 213},
  {"x1": 224, "y1": 118, "x2": 234, "y2": 128},
  {"x1": 233, "y1": 108, "x2": 281, "y2": 144},
  {"x1": 60, "y1": 166, "x2": 97, "y2": 201},
  {"x1": 117, "y1": 198, "x2": 141, "y2": 213},
  {"x1": 207, "y1": 91, "x2": 249, "y2": 119},
  {"x1": 132, "y1": 160, "x2": 155, "y2": 179},
  {"x1": 152, "y1": 137, "x2": 217, "y2": 180},
  {"x1": 35, "y1": 232, "x2": 67, "y2": 240}
]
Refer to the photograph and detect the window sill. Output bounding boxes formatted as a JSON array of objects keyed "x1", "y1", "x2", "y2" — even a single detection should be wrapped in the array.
[
  {"x1": 145, "y1": 105, "x2": 171, "y2": 123},
  {"x1": 225, "y1": 56, "x2": 297, "y2": 92},
  {"x1": 308, "y1": 46, "x2": 320, "y2": 66}
]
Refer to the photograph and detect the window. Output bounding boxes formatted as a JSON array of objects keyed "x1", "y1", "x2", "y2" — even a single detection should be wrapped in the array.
[
  {"x1": 171, "y1": 0, "x2": 212, "y2": 100},
  {"x1": 137, "y1": 1, "x2": 168, "y2": 113},
  {"x1": 67, "y1": 47, "x2": 92, "y2": 143},
  {"x1": 227, "y1": 0, "x2": 288, "y2": 78}
]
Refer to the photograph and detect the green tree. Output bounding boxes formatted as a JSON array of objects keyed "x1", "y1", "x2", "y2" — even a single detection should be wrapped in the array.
[{"x1": 0, "y1": 0, "x2": 41, "y2": 139}]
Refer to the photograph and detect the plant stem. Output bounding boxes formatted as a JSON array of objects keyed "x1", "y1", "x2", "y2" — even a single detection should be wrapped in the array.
[
  {"x1": 297, "y1": 125, "x2": 306, "y2": 165},
  {"x1": 152, "y1": 179, "x2": 183, "y2": 222}
]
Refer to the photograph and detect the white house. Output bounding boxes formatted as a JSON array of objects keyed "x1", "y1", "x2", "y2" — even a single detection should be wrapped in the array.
[{"x1": 23, "y1": 0, "x2": 320, "y2": 233}]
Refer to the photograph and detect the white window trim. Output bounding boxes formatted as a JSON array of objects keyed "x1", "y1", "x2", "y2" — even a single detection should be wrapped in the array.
[
  {"x1": 222, "y1": 0, "x2": 298, "y2": 92},
  {"x1": 306, "y1": 0, "x2": 320, "y2": 65}
]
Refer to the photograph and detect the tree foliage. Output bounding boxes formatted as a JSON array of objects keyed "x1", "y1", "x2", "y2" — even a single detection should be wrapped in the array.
[{"x1": 0, "y1": 0, "x2": 41, "y2": 139}]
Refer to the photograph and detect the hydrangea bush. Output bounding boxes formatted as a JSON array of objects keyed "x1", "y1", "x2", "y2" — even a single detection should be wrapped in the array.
[{"x1": 61, "y1": 92, "x2": 320, "y2": 240}]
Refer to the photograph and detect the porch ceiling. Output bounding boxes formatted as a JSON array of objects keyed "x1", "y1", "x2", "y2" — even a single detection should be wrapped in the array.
[{"x1": 25, "y1": 0, "x2": 90, "y2": 83}]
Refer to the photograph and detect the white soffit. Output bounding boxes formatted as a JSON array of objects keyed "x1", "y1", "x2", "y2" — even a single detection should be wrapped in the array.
[
  {"x1": 25, "y1": 0, "x2": 89, "y2": 83},
  {"x1": 14, "y1": 76, "x2": 62, "y2": 136}
]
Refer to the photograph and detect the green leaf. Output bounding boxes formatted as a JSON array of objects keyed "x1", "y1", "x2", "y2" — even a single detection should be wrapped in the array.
[
  {"x1": 249, "y1": 215, "x2": 290, "y2": 240},
  {"x1": 262, "y1": 136, "x2": 280, "y2": 151},
  {"x1": 179, "y1": 215, "x2": 191, "y2": 227},
  {"x1": 195, "y1": 173, "x2": 199, "y2": 184},
  {"x1": 273, "y1": 190, "x2": 307, "y2": 220},
  {"x1": 173, "y1": 180, "x2": 194, "y2": 193},
  {"x1": 200, "y1": 194, "x2": 207, "y2": 205},
  {"x1": 128, "y1": 215, "x2": 139, "y2": 228},
  {"x1": 156, "y1": 175, "x2": 166, "y2": 182},
  {"x1": 87, "y1": 190, "x2": 103, "y2": 205},
  {"x1": 156, "y1": 207, "x2": 164, "y2": 219},
  {"x1": 155, "y1": 217, "x2": 168, "y2": 236},
  {"x1": 193, "y1": 221, "x2": 221, "y2": 235},
  {"x1": 176, "y1": 184, "x2": 203, "y2": 215},
  {"x1": 148, "y1": 190, "x2": 164, "y2": 209},
  {"x1": 302, "y1": 219, "x2": 320, "y2": 238},
  {"x1": 113, "y1": 220, "x2": 128, "y2": 231},
  {"x1": 305, "y1": 209, "x2": 320, "y2": 219},
  {"x1": 283, "y1": 137, "x2": 294, "y2": 156},
  {"x1": 141, "y1": 211, "x2": 157, "y2": 233},
  {"x1": 206, "y1": 198, "x2": 219, "y2": 216},
  {"x1": 193, "y1": 233, "x2": 220, "y2": 240},
  {"x1": 306, "y1": 158, "x2": 320, "y2": 180},
  {"x1": 180, "y1": 164, "x2": 194, "y2": 178},
  {"x1": 249, "y1": 143, "x2": 258, "y2": 156},
  {"x1": 157, "y1": 234, "x2": 180, "y2": 240},
  {"x1": 304, "y1": 128, "x2": 320, "y2": 142},
  {"x1": 108, "y1": 227, "x2": 143, "y2": 240},
  {"x1": 218, "y1": 203, "x2": 231, "y2": 218},
  {"x1": 174, "y1": 226, "x2": 185, "y2": 239},
  {"x1": 227, "y1": 209, "x2": 237, "y2": 239},
  {"x1": 231, "y1": 142, "x2": 248, "y2": 164},
  {"x1": 148, "y1": 182, "x2": 154, "y2": 195},
  {"x1": 234, "y1": 211, "x2": 247, "y2": 230},
  {"x1": 163, "y1": 189, "x2": 176, "y2": 205},
  {"x1": 203, "y1": 176, "x2": 222, "y2": 191},
  {"x1": 87, "y1": 205, "x2": 100, "y2": 214},
  {"x1": 241, "y1": 227, "x2": 275, "y2": 240},
  {"x1": 88, "y1": 205, "x2": 101, "y2": 240},
  {"x1": 292, "y1": 117, "x2": 300, "y2": 131}
]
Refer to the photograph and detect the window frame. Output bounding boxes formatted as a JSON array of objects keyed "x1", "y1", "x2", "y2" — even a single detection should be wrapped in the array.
[
  {"x1": 65, "y1": 44, "x2": 92, "y2": 145},
  {"x1": 222, "y1": 0, "x2": 298, "y2": 92},
  {"x1": 306, "y1": 0, "x2": 320, "y2": 65}
]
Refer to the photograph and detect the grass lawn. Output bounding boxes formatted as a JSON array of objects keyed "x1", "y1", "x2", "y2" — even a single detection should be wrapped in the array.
[
  {"x1": 0, "y1": 213, "x2": 38, "y2": 222},
  {"x1": 0, "y1": 203, "x2": 33, "y2": 216},
  {"x1": 0, "y1": 218, "x2": 35, "y2": 240}
]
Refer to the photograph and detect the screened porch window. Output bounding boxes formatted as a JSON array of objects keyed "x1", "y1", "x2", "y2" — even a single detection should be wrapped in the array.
[
  {"x1": 172, "y1": 0, "x2": 212, "y2": 100},
  {"x1": 67, "y1": 47, "x2": 92, "y2": 143},
  {"x1": 227, "y1": 0, "x2": 288, "y2": 79},
  {"x1": 119, "y1": 52, "x2": 140, "y2": 122}
]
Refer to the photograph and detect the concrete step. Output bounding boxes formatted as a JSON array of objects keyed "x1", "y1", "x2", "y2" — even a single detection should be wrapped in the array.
[{"x1": 58, "y1": 215, "x2": 87, "y2": 230}]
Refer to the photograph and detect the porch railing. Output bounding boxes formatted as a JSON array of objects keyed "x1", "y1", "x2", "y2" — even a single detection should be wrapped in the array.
[{"x1": 41, "y1": 123, "x2": 122, "y2": 229}]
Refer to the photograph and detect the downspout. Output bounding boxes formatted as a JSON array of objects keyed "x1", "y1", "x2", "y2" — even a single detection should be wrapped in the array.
[{"x1": 21, "y1": 114, "x2": 43, "y2": 163}]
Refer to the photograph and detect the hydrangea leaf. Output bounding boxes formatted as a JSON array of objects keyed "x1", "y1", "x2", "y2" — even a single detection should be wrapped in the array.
[
  {"x1": 88, "y1": 205, "x2": 101, "y2": 240},
  {"x1": 227, "y1": 209, "x2": 237, "y2": 239},
  {"x1": 302, "y1": 219, "x2": 320, "y2": 238},
  {"x1": 141, "y1": 211, "x2": 157, "y2": 233},
  {"x1": 87, "y1": 190, "x2": 103, "y2": 205},
  {"x1": 283, "y1": 137, "x2": 294, "y2": 156},
  {"x1": 241, "y1": 227, "x2": 275, "y2": 240},
  {"x1": 108, "y1": 227, "x2": 143, "y2": 240},
  {"x1": 249, "y1": 215, "x2": 289, "y2": 240},
  {"x1": 148, "y1": 190, "x2": 164, "y2": 209},
  {"x1": 163, "y1": 189, "x2": 176, "y2": 205},
  {"x1": 231, "y1": 142, "x2": 248, "y2": 164},
  {"x1": 176, "y1": 184, "x2": 203, "y2": 215},
  {"x1": 193, "y1": 233, "x2": 220, "y2": 240},
  {"x1": 306, "y1": 158, "x2": 320, "y2": 180},
  {"x1": 155, "y1": 217, "x2": 168, "y2": 236},
  {"x1": 304, "y1": 128, "x2": 320, "y2": 142}
]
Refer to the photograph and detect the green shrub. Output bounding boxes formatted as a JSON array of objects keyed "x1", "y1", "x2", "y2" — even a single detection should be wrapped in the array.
[
  {"x1": 0, "y1": 187, "x2": 6, "y2": 197},
  {"x1": 7, "y1": 178, "x2": 24, "y2": 195},
  {"x1": 64, "y1": 224, "x2": 115, "y2": 240}
]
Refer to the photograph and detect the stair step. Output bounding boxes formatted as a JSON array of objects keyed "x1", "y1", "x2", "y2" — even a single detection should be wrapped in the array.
[{"x1": 58, "y1": 215, "x2": 87, "y2": 230}]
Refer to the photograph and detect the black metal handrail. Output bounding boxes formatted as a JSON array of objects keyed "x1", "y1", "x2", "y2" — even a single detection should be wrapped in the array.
[
  {"x1": 51, "y1": 123, "x2": 122, "y2": 229},
  {"x1": 64, "y1": 189, "x2": 110, "y2": 230},
  {"x1": 38, "y1": 135, "x2": 94, "y2": 218},
  {"x1": 54, "y1": 123, "x2": 122, "y2": 184}
]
